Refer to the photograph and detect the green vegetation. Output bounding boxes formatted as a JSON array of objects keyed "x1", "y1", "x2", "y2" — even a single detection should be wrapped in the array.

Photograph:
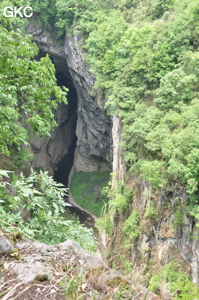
[
  {"x1": 83, "y1": 3, "x2": 199, "y2": 203},
  {"x1": 39, "y1": 0, "x2": 199, "y2": 226},
  {"x1": 144, "y1": 201, "x2": 158, "y2": 219},
  {"x1": 18, "y1": 0, "x2": 199, "y2": 216},
  {"x1": 8, "y1": 0, "x2": 199, "y2": 219},
  {"x1": 0, "y1": 14, "x2": 67, "y2": 156},
  {"x1": 0, "y1": 169, "x2": 96, "y2": 251},
  {"x1": 99, "y1": 178, "x2": 132, "y2": 214},
  {"x1": 2, "y1": 0, "x2": 199, "y2": 294},
  {"x1": 70, "y1": 171, "x2": 110, "y2": 216},
  {"x1": 96, "y1": 202, "x2": 114, "y2": 238},
  {"x1": 122, "y1": 209, "x2": 140, "y2": 244},
  {"x1": 174, "y1": 205, "x2": 184, "y2": 229},
  {"x1": 59, "y1": 273, "x2": 84, "y2": 300},
  {"x1": 149, "y1": 261, "x2": 199, "y2": 299},
  {"x1": 10, "y1": 148, "x2": 34, "y2": 170}
]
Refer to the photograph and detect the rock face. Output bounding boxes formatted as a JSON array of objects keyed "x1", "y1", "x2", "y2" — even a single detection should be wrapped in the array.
[
  {"x1": 1, "y1": 237, "x2": 158, "y2": 300},
  {"x1": 30, "y1": 102, "x2": 76, "y2": 176},
  {"x1": 0, "y1": 234, "x2": 14, "y2": 255},
  {"x1": 112, "y1": 116, "x2": 199, "y2": 285},
  {"x1": 27, "y1": 24, "x2": 112, "y2": 175},
  {"x1": 112, "y1": 114, "x2": 126, "y2": 182},
  {"x1": 25, "y1": 21, "x2": 199, "y2": 290},
  {"x1": 10, "y1": 239, "x2": 105, "y2": 282},
  {"x1": 132, "y1": 181, "x2": 199, "y2": 285}
]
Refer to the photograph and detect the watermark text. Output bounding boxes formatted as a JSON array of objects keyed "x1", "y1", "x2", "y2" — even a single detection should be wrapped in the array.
[{"x1": 3, "y1": 6, "x2": 33, "y2": 18}]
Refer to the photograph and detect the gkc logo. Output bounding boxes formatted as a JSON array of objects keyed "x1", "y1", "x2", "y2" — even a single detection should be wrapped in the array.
[{"x1": 3, "y1": 6, "x2": 33, "y2": 18}]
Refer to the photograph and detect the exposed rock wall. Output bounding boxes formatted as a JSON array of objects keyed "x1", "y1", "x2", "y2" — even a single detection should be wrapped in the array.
[
  {"x1": 111, "y1": 116, "x2": 199, "y2": 285},
  {"x1": 112, "y1": 114, "x2": 126, "y2": 182},
  {"x1": 27, "y1": 24, "x2": 112, "y2": 174},
  {"x1": 133, "y1": 181, "x2": 199, "y2": 284},
  {"x1": 26, "y1": 23, "x2": 199, "y2": 286},
  {"x1": 30, "y1": 102, "x2": 76, "y2": 175}
]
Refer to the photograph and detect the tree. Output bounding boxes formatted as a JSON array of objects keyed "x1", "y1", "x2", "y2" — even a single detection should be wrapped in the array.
[{"x1": 0, "y1": 16, "x2": 68, "y2": 156}]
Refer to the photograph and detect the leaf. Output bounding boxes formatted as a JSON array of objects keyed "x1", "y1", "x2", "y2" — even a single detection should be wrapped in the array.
[{"x1": 0, "y1": 170, "x2": 12, "y2": 178}]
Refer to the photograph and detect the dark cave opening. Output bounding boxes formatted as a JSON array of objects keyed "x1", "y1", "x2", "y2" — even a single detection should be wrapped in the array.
[
  {"x1": 34, "y1": 45, "x2": 79, "y2": 187},
  {"x1": 33, "y1": 50, "x2": 79, "y2": 188},
  {"x1": 53, "y1": 70, "x2": 96, "y2": 227},
  {"x1": 53, "y1": 135, "x2": 77, "y2": 186},
  {"x1": 53, "y1": 70, "x2": 78, "y2": 187}
]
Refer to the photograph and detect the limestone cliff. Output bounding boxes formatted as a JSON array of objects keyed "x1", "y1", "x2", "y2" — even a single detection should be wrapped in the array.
[
  {"x1": 27, "y1": 24, "x2": 112, "y2": 176},
  {"x1": 111, "y1": 116, "x2": 199, "y2": 286}
]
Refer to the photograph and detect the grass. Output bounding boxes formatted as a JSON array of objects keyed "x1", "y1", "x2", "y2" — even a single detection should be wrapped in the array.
[{"x1": 70, "y1": 171, "x2": 110, "y2": 217}]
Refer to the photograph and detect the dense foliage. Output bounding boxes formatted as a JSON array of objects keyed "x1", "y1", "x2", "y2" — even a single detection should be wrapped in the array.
[
  {"x1": 26, "y1": 0, "x2": 199, "y2": 294},
  {"x1": 2, "y1": 0, "x2": 199, "y2": 294},
  {"x1": 0, "y1": 170, "x2": 96, "y2": 251},
  {"x1": 0, "y1": 15, "x2": 67, "y2": 156},
  {"x1": 149, "y1": 260, "x2": 199, "y2": 299},
  {"x1": 81, "y1": 0, "x2": 199, "y2": 203},
  {"x1": 47, "y1": 0, "x2": 199, "y2": 225}
]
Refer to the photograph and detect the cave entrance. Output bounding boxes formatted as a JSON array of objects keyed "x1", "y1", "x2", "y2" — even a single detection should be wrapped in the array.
[
  {"x1": 34, "y1": 50, "x2": 78, "y2": 187},
  {"x1": 52, "y1": 68, "x2": 78, "y2": 187}
]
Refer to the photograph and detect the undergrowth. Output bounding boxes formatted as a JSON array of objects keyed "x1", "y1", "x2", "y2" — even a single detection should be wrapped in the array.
[
  {"x1": 149, "y1": 260, "x2": 199, "y2": 299},
  {"x1": 0, "y1": 169, "x2": 96, "y2": 252}
]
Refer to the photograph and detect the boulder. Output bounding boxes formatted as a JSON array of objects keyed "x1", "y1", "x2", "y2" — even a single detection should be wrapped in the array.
[{"x1": 0, "y1": 234, "x2": 14, "y2": 255}]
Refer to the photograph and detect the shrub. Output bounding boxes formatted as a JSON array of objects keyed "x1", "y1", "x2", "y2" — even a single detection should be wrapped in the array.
[
  {"x1": 0, "y1": 169, "x2": 96, "y2": 252},
  {"x1": 149, "y1": 261, "x2": 199, "y2": 299},
  {"x1": 122, "y1": 210, "x2": 140, "y2": 242}
]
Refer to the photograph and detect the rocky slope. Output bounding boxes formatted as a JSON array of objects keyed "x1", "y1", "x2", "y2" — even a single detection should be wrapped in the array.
[{"x1": 0, "y1": 230, "x2": 158, "y2": 300}]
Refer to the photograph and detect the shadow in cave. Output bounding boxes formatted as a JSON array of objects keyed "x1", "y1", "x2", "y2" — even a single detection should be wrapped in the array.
[
  {"x1": 53, "y1": 136, "x2": 77, "y2": 187},
  {"x1": 52, "y1": 66, "x2": 78, "y2": 187}
]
